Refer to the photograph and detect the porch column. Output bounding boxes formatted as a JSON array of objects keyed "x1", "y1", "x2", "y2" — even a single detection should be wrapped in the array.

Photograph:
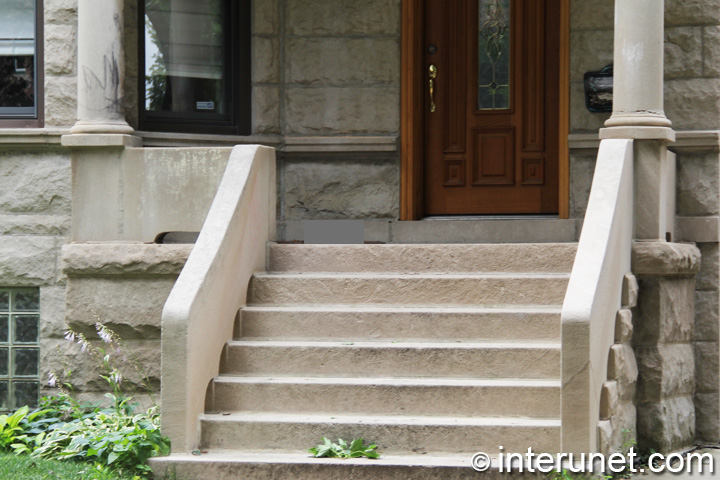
[
  {"x1": 69, "y1": 0, "x2": 134, "y2": 134},
  {"x1": 600, "y1": 0, "x2": 675, "y2": 242}
]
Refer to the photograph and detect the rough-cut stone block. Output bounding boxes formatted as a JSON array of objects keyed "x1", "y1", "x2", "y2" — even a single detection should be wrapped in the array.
[
  {"x1": 665, "y1": 0, "x2": 720, "y2": 26},
  {"x1": 252, "y1": 86, "x2": 281, "y2": 135},
  {"x1": 638, "y1": 396, "x2": 696, "y2": 453},
  {"x1": 0, "y1": 152, "x2": 71, "y2": 215},
  {"x1": 695, "y1": 391, "x2": 720, "y2": 442},
  {"x1": 705, "y1": 26, "x2": 720, "y2": 78},
  {"x1": 677, "y1": 155, "x2": 719, "y2": 217},
  {"x1": 664, "y1": 27, "x2": 703, "y2": 80},
  {"x1": 607, "y1": 345, "x2": 638, "y2": 400},
  {"x1": 600, "y1": 381, "x2": 619, "y2": 420},
  {"x1": 570, "y1": 30, "x2": 614, "y2": 83},
  {"x1": 287, "y1": 37, "x2": 399, "y2": 86},
  {"x1": 622, "y1": 274, "x2": 639, "y2": 308},
  {"x1": 252, "y1": 37, "x2": 280, "y2": 84},
  {"x1": 635, "y1": 344, "x2": 695, "y2": 402},
  {"x1": 253, "y1": 0, "x2": 278, "y2": 35},
  {"x1": 40, "y1": 286, "x2": 67, "y2": 339},
  {"x1": 61, "y1": 244, "x2": 192, "y2": 276},
  {"x1": 615, "y1": 309, "x2": 633, "y2": 344},
  {"x1": 632, "y1": 242, "x2": 701, "y2": 276},
  {"x1": 45, "y1": 0, "x2": 77, "y2": 25},
  {"x1": 0, "y1": 236, "x2": 59, "y2": 286},
  {"x1": 0, "y1": 215, "x2": 70, "y2": 236},
  {"x1": 570, "y1": 0, "x2": 614, "y2": 30},
  {"x1": 695, "y1": 290, "x2": 719, "y2": 341},
  {"x1": 696, "y1": 243, "x2": 718, "y2": 291},
  {"x1": 285, "y1": 87, "x2": 400, "y2": 135},
  {"x1": 44, "y1": 24, "x2": 77, "y2": 76},
  {"x1": 40, "y1": 338, "x2": 161, "y2": 393},
  {"x1": 66, "y1": 276, "x2": 178, "y2": 339},
  {"x1": 286, "y1": 0, "x2": 400, "y2": 35},
  {"x1": 570, "y1": 82, "x2": 611, "y2": 133},
  {"x1": 635, "y1": 277, "x2": 695, "y2": 344},
  {"x1": 569, "y1": 156, "x2": 596, "y2": 219},
  {"x1": 665, "y1": 79, "x2": 720, "y2": 131},
  {"x1": 44, "y1": 75, "x2": 77, "y2": 126},
  {"x1": 695, "y1": 341, "x2": 720, "y2": 393},
  {"x1": 282, "y1": 157, "x2": 399, "y2": 220},
  {"x1": 597, "y1": 420, "x2": 613, "y2": 456}
]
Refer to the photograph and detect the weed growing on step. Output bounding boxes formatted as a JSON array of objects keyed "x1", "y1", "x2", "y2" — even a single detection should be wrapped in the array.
[{"x1": 309, "y1": 437, "x2": 380, "y2": 459}]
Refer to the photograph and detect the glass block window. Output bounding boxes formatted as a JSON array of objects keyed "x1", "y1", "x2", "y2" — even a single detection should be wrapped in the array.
[{"x1": 0, "y1": 288, "x2": 40, "y2": 412}]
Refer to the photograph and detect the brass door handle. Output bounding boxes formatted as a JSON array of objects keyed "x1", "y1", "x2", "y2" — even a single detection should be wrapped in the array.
[{"x1": 428, "y1": 64, "x2": 437, "y2": 112}]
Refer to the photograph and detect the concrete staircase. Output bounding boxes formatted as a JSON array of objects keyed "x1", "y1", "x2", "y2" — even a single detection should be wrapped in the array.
[{"x1": 151, "y1": 243, "x2": 577, "y2": 479}]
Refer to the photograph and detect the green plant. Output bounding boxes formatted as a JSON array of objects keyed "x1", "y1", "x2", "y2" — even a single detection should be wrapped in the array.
[{"x1": 308, "y1": 437, "x2": 379, "y2": 459}]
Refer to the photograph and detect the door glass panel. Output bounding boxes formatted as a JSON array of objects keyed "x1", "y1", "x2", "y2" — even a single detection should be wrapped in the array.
[
  {"x1": 144, "y1": 0, "x2": 226, "y2": 116},
  {"x1": 478, "y1": 0, "x2": 511, "y2": 110}
]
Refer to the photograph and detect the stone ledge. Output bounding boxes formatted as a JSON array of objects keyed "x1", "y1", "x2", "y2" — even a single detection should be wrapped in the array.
[
  {"x1": 62, "y1": 243, "x2": 193, "y2": 276},
  {"x1": 569, "y1": 130, "x2": 720, "y2": 153},
  {"x1": 631, "y1": 242, "x2": 701, "y2": 275},
  {"x1": 0, "y1": 128, "x2": 69, "y2": 146}
]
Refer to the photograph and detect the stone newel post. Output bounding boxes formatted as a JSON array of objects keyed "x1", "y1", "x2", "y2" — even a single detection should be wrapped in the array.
[
  {"x1": 600, "y1": 0, "x2": 676, "y2": 242},
  {"x1": 70, "y1": 0, "x2": 133, "y2": 134}
]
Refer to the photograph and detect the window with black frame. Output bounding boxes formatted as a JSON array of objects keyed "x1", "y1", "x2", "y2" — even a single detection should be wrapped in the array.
[
  {"x1": 140, "y1": 0, "x2": 250, "y2": 134},
  {"x1": 0, "y1": 0, "x2": 42, "y2": 126}
]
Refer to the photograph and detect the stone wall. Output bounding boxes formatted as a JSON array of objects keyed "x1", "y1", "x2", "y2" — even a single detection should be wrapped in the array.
[
  {"x1": 598, "y1": 274, "x2": 639, "y2": 456},
  {"x1": 49, "y1": 244, "x2": 192, "y2": 406},
  {"x1": 632, "y1": 242, "x2": 701, "y2": 452},
  {"x1": 44, "y1": 0, "x2": 78, "y2": 127},
  {"x1": 0, "y1": 146, "x2": 72, "y2": 405}
]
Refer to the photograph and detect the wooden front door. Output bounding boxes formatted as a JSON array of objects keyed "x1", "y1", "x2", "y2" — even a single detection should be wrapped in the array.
[{"x1": 423, "y1": 0, "x2": 560, "y2": 215}]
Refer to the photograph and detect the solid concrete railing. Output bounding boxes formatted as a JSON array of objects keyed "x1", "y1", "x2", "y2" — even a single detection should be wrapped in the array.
[
  {"x1": 561, "y1": 139, "x2": 634, "y2": 454},
  {"x1": 160, "y1": 145, "x2": 276, "y2": 452}
]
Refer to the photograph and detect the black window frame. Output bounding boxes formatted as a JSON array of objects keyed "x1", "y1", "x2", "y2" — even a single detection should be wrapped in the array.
[
  {"x1": 0, "y1": 0, "x2": 44, "y2": 128},
  {"x1": 138, "y1": 0, "x2": 250, "y2": 135}
]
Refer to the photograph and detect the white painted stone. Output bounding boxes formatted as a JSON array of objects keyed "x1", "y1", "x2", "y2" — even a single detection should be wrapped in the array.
[
  {"x1": 44, "y1": 75, "x2": 78, "y2": 126},
  {"x1": 0, "y1": 215, "x2": 70, "y2": 236},
  {"x1": 62, "y1": 244, "x2": 192, "y2": 276},
  {"x1": 44, "y1": 0, "x2": 77, "y2": 25},
  {"x1": 0, "y1": 152, "x2": 71, "y2": 215},
  {"x1": 44, "y1": 23, "x2": 77, "y2": 76}
]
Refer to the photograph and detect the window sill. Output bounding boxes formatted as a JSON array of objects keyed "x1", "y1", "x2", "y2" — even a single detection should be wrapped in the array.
[{"x1": 0, "y1": 128, "x2": 69, "y2": 146}]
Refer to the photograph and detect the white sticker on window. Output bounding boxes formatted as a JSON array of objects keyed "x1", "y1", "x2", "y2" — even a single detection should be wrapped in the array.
[{"x1": 196, "y1": 101, "x2": 215, "y2": 111}]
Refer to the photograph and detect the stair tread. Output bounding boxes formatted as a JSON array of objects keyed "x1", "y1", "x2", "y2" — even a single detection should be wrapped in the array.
[
  {"x1": 213, "y1": 376, "x2": 561, "y2": 387},
  {"x1": 242, "y1": 304, "x2": 562, "y2": 313},
  {"x1": 200, "y1": 411, "x2": 561, "y2": 427},
  {"x1": 227, "y1": 340, "x2": 561, "y2": 349},
  {"x1": 253, "y1": 272, "x2": 571, "y2": 279}
]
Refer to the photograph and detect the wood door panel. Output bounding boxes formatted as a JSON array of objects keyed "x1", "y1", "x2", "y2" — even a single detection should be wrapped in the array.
[
  {"x1": 424, "y1": 0, "x2": 559, "y2": 216},
  {"x1": 472, "y1": 129, "x2": 515, "y2": 185}
]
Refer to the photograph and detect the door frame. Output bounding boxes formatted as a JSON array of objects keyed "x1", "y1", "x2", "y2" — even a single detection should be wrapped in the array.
[{"x1": 400, "y1": 0, "x2": 570, "y2": 220}]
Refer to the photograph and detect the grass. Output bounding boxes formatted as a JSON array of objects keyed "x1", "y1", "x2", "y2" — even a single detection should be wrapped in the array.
[{"x1": 0, "y1": 454, "x2": 137, "y2": 480}]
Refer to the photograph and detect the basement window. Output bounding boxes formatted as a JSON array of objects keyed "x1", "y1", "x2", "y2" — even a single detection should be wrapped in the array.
[{"x1": 0, "y1": 288, "x2": 40, "y2": 412}]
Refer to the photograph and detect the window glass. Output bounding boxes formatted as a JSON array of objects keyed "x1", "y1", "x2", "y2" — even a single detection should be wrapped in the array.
[
  {"x1": 144, "y1": 0, "x2": 227, "y2": 117},
  {"x1": 0, "y1": 0, "x2": 37, "y2": 118}
]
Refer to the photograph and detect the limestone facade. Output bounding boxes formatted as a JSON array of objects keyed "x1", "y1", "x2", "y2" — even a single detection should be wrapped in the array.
[{"x1": 0, "y1": 0, "x2": 719, "y2": 454}]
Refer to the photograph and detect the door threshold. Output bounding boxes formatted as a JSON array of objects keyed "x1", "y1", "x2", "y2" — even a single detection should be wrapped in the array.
[{"x1": 422, "y1": 215, "x2": 560, "y2": 221}]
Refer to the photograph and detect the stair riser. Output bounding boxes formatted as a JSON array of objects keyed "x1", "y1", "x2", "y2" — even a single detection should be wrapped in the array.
[
  {"x1": 248, "y1": 276, "x2": 568, "y2": 306},
  {"x1": 222, "y1": 345, "x2": 560, "y2": 378},
  {"x1": 241, "y1": 309, "x2": 561, "y2": 342},
  {"x1": 200, "y1": 420, "x2": 560, "y2": 454},
  {"x1": 269, "y1": 243, "x2": 577, "y2": 274},
  {"x1": 209, "y1": 382, "x2": 560, "y2": 418},
  {"x1": 151, "y1": 458, "x2": 549, "y2": 480}
]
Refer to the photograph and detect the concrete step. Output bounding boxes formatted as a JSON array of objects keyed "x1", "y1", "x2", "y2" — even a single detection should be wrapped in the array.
[
  {"x1": 240, "y1": 305, "x2": 561, "y2": 342},
  {"x1": 268, "y1": 243, "x2": 577, "y2": 273},
  {"x1": 199, "y1": 412, "x2": 561, "y2": 455},
  {"x1": 150, "y1": 451, "x2": 540, "y2": 480},
  {"x1": 247, "y1": 273, "x2": 569, "y2": 306},
  {"x1": 207, "y1": 376, "x2": 560, "y2": 418},
  {"x1": 220, "y1": 340, "x2": 560, "y2": 379}
]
